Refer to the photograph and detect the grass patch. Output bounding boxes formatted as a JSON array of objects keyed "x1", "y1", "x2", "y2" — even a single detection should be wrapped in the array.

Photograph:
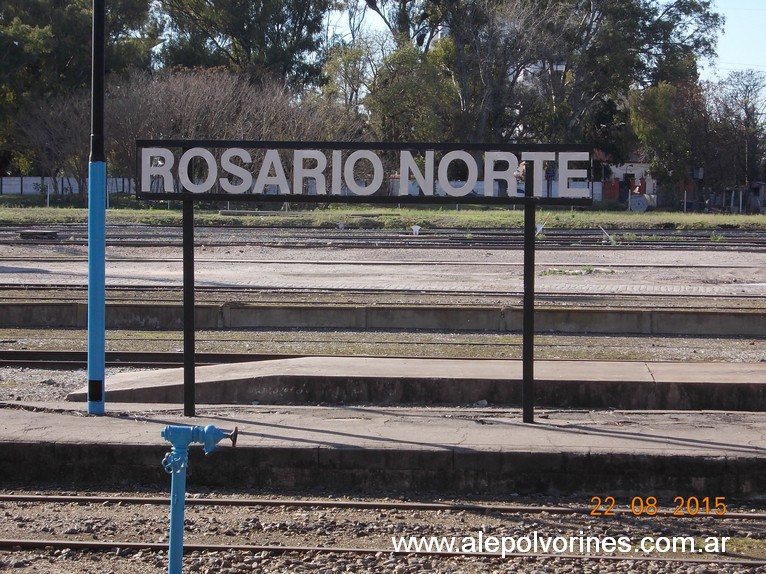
[
  {"x1": 540, "y1": 266, "x2": 613, "y2": 276},
  {"x1": 0, "y1": 205, "x2": 764, "y2": 231},
  {"x1": 726, "y1": 536, "x2": 766, "y2": 559}
]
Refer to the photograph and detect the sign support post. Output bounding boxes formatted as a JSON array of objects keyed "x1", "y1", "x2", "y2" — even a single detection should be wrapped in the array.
[
  {"x1": 522, "y1": 175, "x2": 536, "y2": 423},
  {"x1": 183, "y1": 200, "x2": 195, "y2": 417}
]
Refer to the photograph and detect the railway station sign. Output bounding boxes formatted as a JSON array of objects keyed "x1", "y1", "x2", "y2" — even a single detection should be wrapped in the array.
[
  {"x1": 135, "y1": 138, "x2": 592, "y2": 422},
  {"x1": 136, "y1": 140, "x2": 592, "y2": 206}
]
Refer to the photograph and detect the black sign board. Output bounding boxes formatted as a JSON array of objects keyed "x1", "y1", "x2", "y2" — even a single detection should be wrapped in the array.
[{"x1": 136, "y1": 140, "x2": 592, "y2": 206}]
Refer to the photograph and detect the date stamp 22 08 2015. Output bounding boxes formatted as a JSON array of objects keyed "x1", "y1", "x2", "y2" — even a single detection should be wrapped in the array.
[{"x1": 590, "y1": 496, "x2": 727, "y2": 517}]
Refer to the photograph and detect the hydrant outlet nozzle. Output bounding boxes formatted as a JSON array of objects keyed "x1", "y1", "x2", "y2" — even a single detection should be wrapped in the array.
[
  {"x1": 200, "y1": 424, "x2": 237, "y2": 454},
  {"x1": 160, "y1": 424, "x2": 238, "y2": 454}
]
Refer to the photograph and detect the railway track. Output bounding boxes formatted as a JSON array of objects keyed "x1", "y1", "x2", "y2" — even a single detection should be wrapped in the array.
[
  {"x1": 3, "y1": 493, "x2": 766, "y2": 519},
  {"x1": 2, "y1": 224, "x2": 766, "y2": 250},
  {"x1": 0, "y1": 283, "x2": 763, "y2": 309},
  {"x1": 2, "y1": 327, "x2": 764, "y2": 369},
  {"x1": 1, "y1": 538, "x2": 764, "y2": 568},
  {"x1": 1, "y1": 493, "x2": 765, "y2": 572},
  {"x1": 0, "y1": 255, "x2": 761, "y2": 268},
  {"x1": 2, "y1": 224, "x2": 763, "y2": 306},
  {"x1": 0, "y1": 350, "x2": 300, "y2": 369}
]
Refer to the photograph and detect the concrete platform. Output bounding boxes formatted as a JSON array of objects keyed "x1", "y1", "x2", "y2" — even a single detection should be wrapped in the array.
[
  {"x1": 3, "y1": 301, "x2": 765, "y2": 336},
  {"x1": 2, "y1": 358, "x2": 755, "y2": 495},
  {"x1": 1, "y1": 401, "x2": 765, "y2": 496},
  {"x1": 67, "y1": 357, "x2": 766, "y2": 411},
  {"x1": 5, "y1": 244, "x2": 765, "y2": 495}
]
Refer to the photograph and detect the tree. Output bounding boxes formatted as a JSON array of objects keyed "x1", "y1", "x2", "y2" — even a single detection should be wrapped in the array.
[
  {"x1": 0, "y1": 0, "x2": 157, "y2": 99},
  {"x1": 360, "y1": 0, "x2": 722, "y2": 148},
  {"x1": 157, "y1": 0, "x2": 334, "y2": 87},
  {"x1": 514, "y1": 0, "x2": 721, "y2": 158},
  {"x1": 108, "y1": 0, "x2": 165, "y2": 72},
  {"x1": 0, "y1": 14, "x2": 54, "y2": 173},
  {"x1": 322, "y1": 38, "x2": 376, "y2": 114},
  {"x1": 642, "y1": 0, "x2": 723, "y2": 85},
  {"x1": 14, "y1": 91, "x2": 90, "y2": 193},
  {"x1": 0, "y1": 0, "x2": 159, "y2": 175},
  {"x1": 630, "y1": 81, "x2": 709, "y2": 202},
  {"x1": 106, "y1": 69, "x2": 366, "y2": 177},
  {"x1": 635, "y1": 71, "x2": 766, "y2": 196},
  {"x1": 435, "y1": 0, "x2": 568, "y2": 144},
  {"x1": 710, "y1": 71, "x2": 766, "y2": 187},
  {"x1": 364, "y1": 44, "x2": 458, "y2": 142},
  {"x1": 13, "y1": 67, "x2": 367, "y2": 189},
  {"x1": 364, "y1": 0, "x2": 445, "y2": 51},
  {"x1": 321, "y1": 4, "x2": 403, "y2": 125}
]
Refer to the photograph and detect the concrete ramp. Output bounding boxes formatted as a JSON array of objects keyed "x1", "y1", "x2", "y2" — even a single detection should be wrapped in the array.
[{"x1": 67, "y1": 357, "x2": 766, "y2": 411}]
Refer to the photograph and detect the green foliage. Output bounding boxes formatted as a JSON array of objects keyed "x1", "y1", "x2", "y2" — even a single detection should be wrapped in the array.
[
  {"x1": 0, "y1": 0, "x2": 739, "y2": 192},
  {"x1": 523, "y1": 0, "x2": 722, "y2": 150},
  {"x1": 322, "y1": 41, "x2": 371, "y2": 113},
  {"x1": 0, "y1": 0, "x2": 157, "y2": 100},
  {"x1": 630, "y1": 82, "x2": 691, "y2": 184},
  {"x1": 157, "y1": 0, "x2": 333, "y2": 87},
  {"x1": 2, "y1": 205, "x2": 765, "y2": 232},
  {"x1": 361, "y1": 0, "x2": 722, "y2": 148},
  {"x1": 711, "y1": 70, "x2": 766, "y2": 187},
  {"x1": 365, "y1": 44, "x2": 459, "y2": 142},
  {"x1": 628, "y1": 71, "x2": 763, "y2": 199},
  {"x1": 364, "y1": 0, "x2": 446, "y2": 51},
  {"x1": 0, "y1": 0, "x2": 159, "y2": 175}
]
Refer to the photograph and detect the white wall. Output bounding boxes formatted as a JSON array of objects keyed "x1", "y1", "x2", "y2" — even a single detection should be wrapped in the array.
[{"x1": 0, "y1": 177, "x2": 134, "y2": 195}]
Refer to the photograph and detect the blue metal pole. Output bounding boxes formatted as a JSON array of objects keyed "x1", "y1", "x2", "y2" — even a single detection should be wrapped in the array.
[
  {"x1": 161, "y1": 425, "x2": 238, "y2": 574},
  {"x1": 165, "y1": 443, "x2": 188, "y2": 574},
  {"x1": 87, "y1": 160, "x2": 106, "y2": 415},
  {"x1": 87, "y1": 0, "x2": 106, "y2": 415}
]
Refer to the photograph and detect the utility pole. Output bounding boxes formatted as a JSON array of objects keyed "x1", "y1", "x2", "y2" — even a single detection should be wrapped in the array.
[{"x1": 87, "y1": 0, "x2": 106, "y2": 415}]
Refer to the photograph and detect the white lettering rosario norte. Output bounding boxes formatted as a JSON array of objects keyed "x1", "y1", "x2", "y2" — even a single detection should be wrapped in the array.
[{"x1": 140, "y1": 146, "x2": 590, "y2": 199}]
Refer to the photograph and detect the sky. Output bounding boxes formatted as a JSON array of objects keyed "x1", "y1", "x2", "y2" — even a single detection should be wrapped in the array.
[
  {"x1": 334, "y1": 1, "x2": 763, "y2": 82},
  {"x1": 702, "y1": 0, "x2": 766, "y2": 80}
]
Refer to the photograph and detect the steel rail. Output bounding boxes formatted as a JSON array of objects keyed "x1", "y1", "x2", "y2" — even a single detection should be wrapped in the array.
[
  {"x1": 0, "y1": 283, "x2": 761, "y2": 302},
  {"x1": 2, "y1": 494, "x2": 765, "y2": 520},
  {"x1": 5, "y1": 225, "x2": 766, "y2": 237},
  {"x1": 0, "y1": 256, "x2": 763, "y2": 269},
  {"x1": 4, "y1": 226, "x2": 766, "y2": 250},
  {"x1": 3, "y1": 335, "x2": 763, "y2": 370},
  {"x1": 0, "y1": 350, "x2": 301, "y2": 369},
  {"x1": 0, "y1": 537, "x2": 763, "y2": 566},
  {"x1": 2, "y1": 239, "x2": 764, "y2": 252}
]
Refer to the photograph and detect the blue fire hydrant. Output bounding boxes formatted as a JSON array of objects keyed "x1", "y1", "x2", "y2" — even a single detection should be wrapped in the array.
[{"x1": 161, "y1": 424, "x2": 238, "y2": 574}]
